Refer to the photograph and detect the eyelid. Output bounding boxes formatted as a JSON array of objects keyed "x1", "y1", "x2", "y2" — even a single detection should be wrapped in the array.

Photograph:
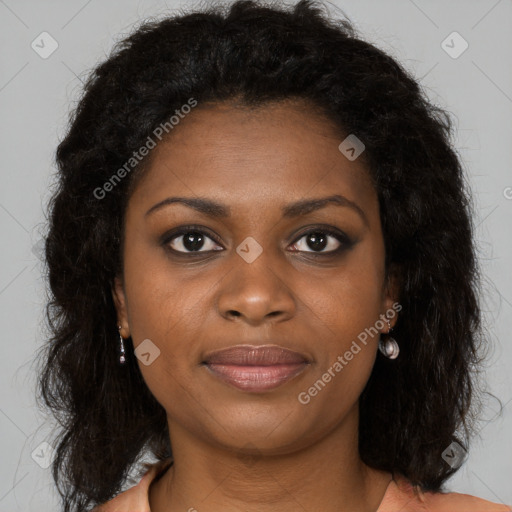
[
  {"x1": 162, "y1": 224, "x2": 354, "y2": 255},
  {"x1": 289, "y1": 225, "x2": 352, "y2": 246}
]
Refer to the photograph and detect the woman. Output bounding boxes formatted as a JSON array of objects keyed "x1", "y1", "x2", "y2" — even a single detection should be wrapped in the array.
[{"x1": 36, "y1": 1, "x2": 511, "y2": 511}]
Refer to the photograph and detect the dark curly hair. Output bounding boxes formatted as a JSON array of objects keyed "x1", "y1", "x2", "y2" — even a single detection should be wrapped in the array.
[{"x1": 36, "y1": 0, "x2": 488, "y2": 510}]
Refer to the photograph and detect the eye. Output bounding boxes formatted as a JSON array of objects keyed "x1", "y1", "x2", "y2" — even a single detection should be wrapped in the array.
[
  {"x1": 289, "y1": 228, "x2": 352, "y2": 254},
  {"x1": 164, "y1": 226, "x2": 223, "y2": 254},
  {"x1": 162, "y1": 225, "x2": 354, "y2": 256}
]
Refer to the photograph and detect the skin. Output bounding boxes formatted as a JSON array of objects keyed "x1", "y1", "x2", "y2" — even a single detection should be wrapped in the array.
[{"x1": 112, "y1": 99, "x2": 399, "y2": 512}]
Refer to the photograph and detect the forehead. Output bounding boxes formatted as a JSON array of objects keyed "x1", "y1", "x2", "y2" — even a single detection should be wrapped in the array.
[{"x1": 128, "y1": 100, "x2": 377, "y2": 219}]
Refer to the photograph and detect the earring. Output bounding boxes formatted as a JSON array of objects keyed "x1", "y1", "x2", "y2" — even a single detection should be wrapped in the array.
[
  {"x1": 378, "y1": 318, "x2": 399, "y2": 359},
  {"x1": 118, "y1": 325, "x2": 126, "y2": 364}
]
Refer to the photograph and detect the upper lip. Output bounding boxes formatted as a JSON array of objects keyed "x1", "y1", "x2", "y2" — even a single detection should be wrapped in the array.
[{"x1": 203, "y1": 344, "x2": 310, "y2": 365}]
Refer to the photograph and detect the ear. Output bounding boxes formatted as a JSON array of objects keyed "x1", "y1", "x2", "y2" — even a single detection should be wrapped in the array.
[
  {"x1": 381, "y1": 265, "x2": 401, "y2": 331},
  {"x1": 112, "y1": 275, "x2": 130, "y2": 338}
]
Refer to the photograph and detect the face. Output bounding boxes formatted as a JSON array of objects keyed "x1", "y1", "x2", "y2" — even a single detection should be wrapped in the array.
[{"x1": 113, "y1": 100, "x2": 397, "y2": 456}]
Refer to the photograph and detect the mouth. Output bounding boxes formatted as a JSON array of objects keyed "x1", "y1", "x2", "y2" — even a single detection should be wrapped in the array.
[{"x1": 202, "y1": 345, "x2": 311, "y2": 392}]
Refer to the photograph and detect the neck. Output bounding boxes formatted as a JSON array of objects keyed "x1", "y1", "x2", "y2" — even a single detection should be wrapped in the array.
[{"x1": 149, "y1": 407, "x2": 392, "y2": 512}]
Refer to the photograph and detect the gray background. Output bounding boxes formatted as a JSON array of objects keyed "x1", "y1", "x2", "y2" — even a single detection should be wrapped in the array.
[{"x1": 1, "y1": 0, "x2": 511, "y2": 510}]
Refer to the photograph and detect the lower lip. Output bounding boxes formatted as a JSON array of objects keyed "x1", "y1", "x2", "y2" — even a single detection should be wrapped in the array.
[{"x1": 204, "y1": 363, "x2": 308, "y2": 392}]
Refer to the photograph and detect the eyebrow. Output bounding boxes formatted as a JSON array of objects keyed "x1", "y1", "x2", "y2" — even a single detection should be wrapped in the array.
[{"x1": 145, "y1": 194, "x2": 369, "y2": 226}]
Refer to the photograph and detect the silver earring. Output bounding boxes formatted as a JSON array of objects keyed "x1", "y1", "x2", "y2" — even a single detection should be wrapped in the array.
[
  {"x1": 378, "y1": 318, "x2": 399, "y2": 359},
  {"x1": 118, "y1": 325, "x2": 126, "y2": 364}
]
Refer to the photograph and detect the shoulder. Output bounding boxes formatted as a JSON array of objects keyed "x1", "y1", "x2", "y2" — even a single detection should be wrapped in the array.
[
  {"x1": 91, "y1": 459, "x2": 173, "y2": 512},
  {"x1": 378, "y1": 473, "x2": 512, "y2": 512},
  {"x1": 423, "y1": 487, "x2": 512, "y2": 512}
]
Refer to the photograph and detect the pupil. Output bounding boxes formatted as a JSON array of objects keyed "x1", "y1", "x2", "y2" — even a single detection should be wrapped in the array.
[
  {"x1": 183, "y1": 232, "x2": 204, "y2": 251},
  {"x1": 307, "y1": 232, "x2": 327, "y2": 251}
]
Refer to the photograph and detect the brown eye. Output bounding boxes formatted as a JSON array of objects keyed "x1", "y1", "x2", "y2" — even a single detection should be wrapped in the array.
[
  {"x1": 289, "y1": 228, "x2": 353, "y2": 254},
  {"x1": 164, "y1": 227, "x2": 223, "y2": 254}
]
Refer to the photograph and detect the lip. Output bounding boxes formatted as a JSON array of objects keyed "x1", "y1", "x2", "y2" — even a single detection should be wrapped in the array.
[
  {"x1": 204, "y1": 345, "x2": 310, "y2": 365},
  {"x1": 202, "y1": 344, "x2": 310, "y2": 392}
]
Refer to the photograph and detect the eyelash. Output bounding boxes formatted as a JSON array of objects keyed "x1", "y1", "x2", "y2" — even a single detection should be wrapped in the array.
[{"x1": 161, "y1": 224, "x2": 354, "y2": 257}]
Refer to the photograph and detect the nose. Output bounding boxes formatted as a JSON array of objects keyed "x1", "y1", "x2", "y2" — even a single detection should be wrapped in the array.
[{"x1": 216, "y1": 254, "x2": 296, "y2": 326}]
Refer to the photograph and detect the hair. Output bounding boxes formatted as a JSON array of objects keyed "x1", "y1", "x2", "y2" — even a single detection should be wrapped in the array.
[{"x1": 36, "y1": 0, "x2": 488, "y2": 510}]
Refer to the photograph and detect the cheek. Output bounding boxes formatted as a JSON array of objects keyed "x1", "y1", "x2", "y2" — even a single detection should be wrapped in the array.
[
  {"x1": 306, "y1": 244, "x2": 385, "y2": 345},
  {"x1": 122, "y1": 233, "x2": 197, "y2": 339},
  {"x1": 122, "y1": 250, "x2": 212, "y2": 393},
  {"x1": 294, "y1": 244, "x2": 385, "y2": 404},
  {"x1": 295, "y1": 278, "x2": 382, "y2": 424}
]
